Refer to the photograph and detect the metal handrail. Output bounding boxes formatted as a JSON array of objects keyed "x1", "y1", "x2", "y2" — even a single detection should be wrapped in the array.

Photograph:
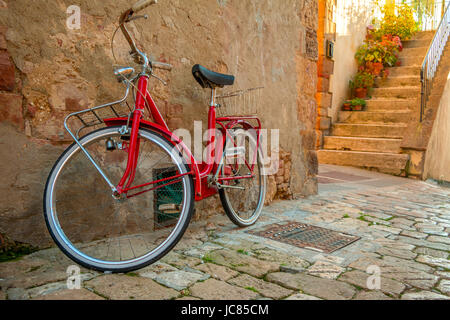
[
  {"x1": 420, "y1": 1, "x2": 450, "y2": 122},
  {"x1": 395, "y1": 0, "x2": 450, "y2": 31}
]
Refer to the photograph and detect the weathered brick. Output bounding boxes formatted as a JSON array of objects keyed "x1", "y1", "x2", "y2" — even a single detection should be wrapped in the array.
[
  {"x1": 300, "y1": 0, "x2": 319, "y2": 30},
  {"x1": 306, "y1": 150, "x2": 318, "y2": 174},
  {"x1": 316, "y1": 92, "x2": 332, "y2": 108},
  {"x1": 300, "y1": 129, "x2": 317, "y2": 151},
  {"x1": 318, "y1": 56, "x2": 334, "y2": 76},
  {"x1": 315, "y1": 129, "x2": 323, "y2": 149},
  {"x1": 318, "y1": 107, "x2": 328, "y2": 117},
  {"x1": 297, "y1": 96, "x2": 317, "y2": 129},
  {"x1": 168, "y1": 103, "x2": 183, "y2": 117},
  {"x1": 317, "y1": 116, "x2": 331, "y2": 130},
  {"x1": 305, "y1": 29, "x2": 318, "y2": 61},
  {"x1": 302, "y1": 59, "x2": 318, "y2": 96},
  {"x1": 317, "y1": 76, "x2": 330, "y2": 93},
  {"x1": 167, "y1": 117, "x2": 183, "y2": 130},
  {"x1": 0, "y1": 50, "x2": 15, "y2": 91},
  {"x1": 0, "y1": 92, "x2": 23, "y2": 129},
  {"x1": 0, "y1": 26, "x2": 7, "y2": 50}
]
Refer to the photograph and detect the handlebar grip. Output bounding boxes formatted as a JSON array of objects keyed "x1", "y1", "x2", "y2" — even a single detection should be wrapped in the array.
[
  {"x1": 132, "y1": 0, "x2": 157, "y2": 13},
  {"x1": 152, "y1": 61, "x2": 173, "y2": 71}
]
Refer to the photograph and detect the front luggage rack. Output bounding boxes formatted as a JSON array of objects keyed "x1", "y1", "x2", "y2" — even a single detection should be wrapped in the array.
[{"x1": 64, "y1": 83, "x2": 132, "y2": 140}]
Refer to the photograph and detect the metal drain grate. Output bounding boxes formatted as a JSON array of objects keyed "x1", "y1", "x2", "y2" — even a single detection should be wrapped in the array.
[{"x1": 248, "y1": 221, "x2": 360, "y2": 253}]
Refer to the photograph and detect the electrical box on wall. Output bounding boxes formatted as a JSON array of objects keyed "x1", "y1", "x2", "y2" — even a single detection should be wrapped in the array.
[{"x1": 326, "y1": 40, "x2": 334, "y2": 59}]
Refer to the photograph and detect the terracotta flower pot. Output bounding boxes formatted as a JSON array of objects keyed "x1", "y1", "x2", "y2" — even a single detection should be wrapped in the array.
[
  {"x1": 342, "y1": 103, "x2": 352, "y2": 111},
  {"x1": 354, "y1": 87, "x2": 368, "y2": 98},
  {"x1": 352, "y1": 105, "x2": 363, "y2": 111}
]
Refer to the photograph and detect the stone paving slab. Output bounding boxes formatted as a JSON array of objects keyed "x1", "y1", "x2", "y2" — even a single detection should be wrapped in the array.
[
  {"x1": 176, "y1": 296, "x2": 201, "y2": 300},
  {"x1": 32, "y1": 289, "x2": 104, "y2": 300},
  {"x1": 401, "y1": 230, "x2": 428, "y2": 239},
  {"x1": 285, "y1": 293, "x2": 322, "y2": 300},
  {"x1": 153, "y1": 269, "x2": 210, "y2": 291},
  {"x1": 205, "y1": 250, "x2": 280, "y2": 278},
  {"x1": 416, "y1": 255, "x2": 450, "y2": 269},
  {"x1": 353, "y1": 290, "x2": 393, "y2": 300},
  {"x1": 401, "y1": 291, "x2": 450, "y2": 300},
  {"x1": 160, "y1": 252, "x2": 202, "y2": 269},
  {"x1": 376, "y1": 247, "x2": 417, "y2": 260},
  {"x1": 437, "y1": 280, "x2": 450, "y2": 294},
  {"x1": 189, "y1": 278, "x2": 259, "y2": 300},
  {"x1": 85, "y1": 274, "x2": 179, "y2": 300},
  {"x1": 1, "y1": 164, "x2": 449, "y2": 300},
  {"x1": 427, "y1": 235, "x2": 450, "y2": 245},
  {"x1": 194, "y1": 263, "x2": 239, "y2": 281},
  {"x1": 338, "y1": 270, "x2": 405, "y2": 296},
  {"x1": 137, "y1": 262, "x2": 178, "y2": 279},
  {"x1": 266, "y1": 272, "x2": 356, "y2": 300},
  {"x1": 306, "y1": 260, "x2": 346, "y2": 279},
  {"x1": 228, "y1": 274, "x2": 293, "y2": 299}
]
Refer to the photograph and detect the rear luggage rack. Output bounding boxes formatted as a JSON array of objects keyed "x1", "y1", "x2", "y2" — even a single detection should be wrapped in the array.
[{"x1": 215, "y1": 86, "x2": 264, "y2": 117}]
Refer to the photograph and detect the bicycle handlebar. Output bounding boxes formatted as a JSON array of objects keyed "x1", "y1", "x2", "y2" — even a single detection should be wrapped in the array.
[
  {"x1": 132, "y1": 0, "x2": 158, "y2": 13},
  {"x1": 118, "y1": 0, "x2": 173, "y2": 73},
  {"x1": 119, "y1": 0, "x2": 158, "y2": 55},
  {"x1": 151, "y1": 61, "x2": 173, "y2": 71}
]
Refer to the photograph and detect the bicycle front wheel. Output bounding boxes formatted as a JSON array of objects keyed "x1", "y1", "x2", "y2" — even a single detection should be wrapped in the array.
[{"x1": 43, "y1": 126, "x2": 194, "y2": 272}]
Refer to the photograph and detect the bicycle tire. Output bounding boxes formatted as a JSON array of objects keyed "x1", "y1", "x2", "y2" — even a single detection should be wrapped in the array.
[
  {"x1": 43, "y1": 126, "x2": 194, "y2": 272},
  {"x1": 219, "y1": 128, "x2": 266, "y2": 227}
]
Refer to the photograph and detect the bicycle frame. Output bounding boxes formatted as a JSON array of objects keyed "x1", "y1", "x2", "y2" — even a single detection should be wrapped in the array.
[{"x1": 102, "y1": 74, "x2": 262, "y2": 201}]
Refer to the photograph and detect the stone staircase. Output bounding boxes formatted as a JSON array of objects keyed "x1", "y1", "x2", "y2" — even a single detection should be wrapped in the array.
[{"x1": 318, "y1": 31, "x2": 435, "y2": 176}]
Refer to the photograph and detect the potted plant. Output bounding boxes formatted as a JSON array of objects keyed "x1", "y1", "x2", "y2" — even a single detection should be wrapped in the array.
[
  {"x1": 350, "y1": 72, "x2": 374, "y2": 98},
  {"x1": 342, "y1": 100, "x2": 352, "y2": 111},
  {"x1": 350, "y1": 98, "x2": 366, "y2": 111}
]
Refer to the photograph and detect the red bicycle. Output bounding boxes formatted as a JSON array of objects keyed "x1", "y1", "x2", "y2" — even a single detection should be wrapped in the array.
[{"x1": 43, "y1": 0, "x2": 266, "y2": 272}]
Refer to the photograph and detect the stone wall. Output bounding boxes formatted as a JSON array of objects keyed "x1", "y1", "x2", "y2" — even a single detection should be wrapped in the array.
[
  {"x1": 0, "y1": 0, "x2": 318, "y2": 247},
  {"x1": 423, "y1": 72, "x2": 450, "y2": 182},
  {"x1": 328, "y1": 0, "x2": 375, "y2": 122},
  {"x1": 401, "y1": 44, "x2": 450, "y2": 179}
]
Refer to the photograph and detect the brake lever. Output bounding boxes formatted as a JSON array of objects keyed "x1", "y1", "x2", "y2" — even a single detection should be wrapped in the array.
[
  {"x1": 127, "y1": 14, "x2": 148, "y2": 22},
  {"x1": 150, "y1": 73, "x2": 167, "y2": 86}
]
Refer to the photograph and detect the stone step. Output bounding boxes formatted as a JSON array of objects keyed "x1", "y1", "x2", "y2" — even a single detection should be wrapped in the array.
[
  {"x1": 388, "y1": 66, "x2": 421, "y2": 77},
  {"x1": 402, "y1": 39, "x2": 431, "y2": 48},
  {"x1": 365, "y1": 99, "x2": 416, "y2": 111},
  {"x1": 375, "y1": 75, "x2": 420, "y2": 87},
  {"x1": 332, "y1": 123, "x2": 407, "y2": 138},
  {"x1": 323, "y1": 136, "x2": 403, "y2": 153},
  {"x1": 412, "y1": 31, "x2": 435, "y2": 40},
  {"x1": 317, "y1": 150, "x2": 410, "y2": 176},
  {"x1": 338, "y1": 110, "x2": 411, "y2": 123},
  {"x1": 401, "y1": 46, "x2": 429, "y2": 57},
  {"x1": 400, "y1": 55, "x2": 424, "y2": 66},
  {"x1": 371, "y1": 86, "x2": 420, "y2": 99}
]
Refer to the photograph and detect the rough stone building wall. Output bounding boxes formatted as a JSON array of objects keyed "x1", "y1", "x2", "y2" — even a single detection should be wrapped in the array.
[
  {"x1": 315, "y1": 0, "x2": 334, "y2": 148},
  {"x1": 423, "y1": 72, "x2": 450, "y2": 182},
  {"x1": 0, "y1": 0, "x2": 318, "y2": 248}
]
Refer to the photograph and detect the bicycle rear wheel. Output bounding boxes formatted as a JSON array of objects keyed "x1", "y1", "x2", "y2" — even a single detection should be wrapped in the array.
[
  {"x1": 43, "y1": 126, "x2": 194, "y2": 272},
  {"x1": 219, "y1": 127, "x2": 266, "y2": 227}
]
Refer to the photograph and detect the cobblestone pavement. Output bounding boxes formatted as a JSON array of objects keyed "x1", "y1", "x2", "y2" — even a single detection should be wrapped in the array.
[{"x1": 1, "y1": 165, "x2": 449, "y2": 300}]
